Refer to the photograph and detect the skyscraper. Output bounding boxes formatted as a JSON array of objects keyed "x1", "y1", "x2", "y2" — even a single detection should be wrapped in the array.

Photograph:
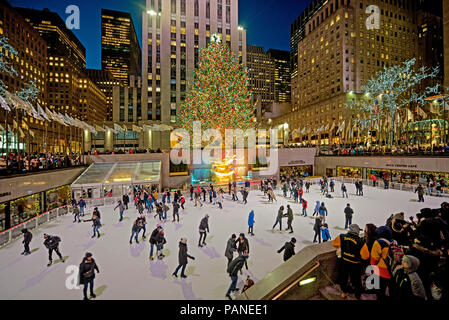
[
  {"x1": 86, "y1": 69, "x2": 120, "y2": 121},
  {"x1": 141, "y1": 0, "x2": 247, "y2": 149},
  {"x1": 247, "y1": 45, "x2": 275, "y2": 109},
  {"x1": 443, "y1": 0, "x2": 449, "y2": 88},
  {"x1": 267, "y1": 49, "x2": 291, "y2": 103},
  {"x1": 101, "y1": 9, "x2": 141, "y2": 86}
]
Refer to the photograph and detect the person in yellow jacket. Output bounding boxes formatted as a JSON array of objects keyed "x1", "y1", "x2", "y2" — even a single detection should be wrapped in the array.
[
  {"x1": 365, "y1": 226, "x2": 393, "y2": 301},
  {"x1": 332, "y1": 224, "x2": 365, "y2": 299}
]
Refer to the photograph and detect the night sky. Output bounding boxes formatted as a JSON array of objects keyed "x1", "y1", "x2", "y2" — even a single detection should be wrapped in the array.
[{"x1": 9, "y1": 0, "x2": 310, "y2": 69}]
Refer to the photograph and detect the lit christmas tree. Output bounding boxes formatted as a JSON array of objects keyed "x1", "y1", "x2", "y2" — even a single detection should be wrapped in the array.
[{"x1": 178, "y1": 34, "x2": 257, "y2": 136}]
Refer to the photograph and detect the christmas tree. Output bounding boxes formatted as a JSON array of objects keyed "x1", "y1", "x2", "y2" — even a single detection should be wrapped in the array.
[{"x1": 178, "y1": 35, "x2": 257, "y2": 136}]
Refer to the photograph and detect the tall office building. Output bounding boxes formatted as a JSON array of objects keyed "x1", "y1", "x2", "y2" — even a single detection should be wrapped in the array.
[
  {"x1": 279, "y1": 0, "x2": 422, "y2": 145},
  {"x1": 101, "y1": 9, "x2": 142, "y2": 86},
  {"x1": 141, "y1": 0, "x2": 247, "y2": 149},
  {"x1": 267, "y1": 49, "x2": 291, "y2": 103},
  {"x1": 443, "y1": 0, "x2": 449, "y2": 88},
  {"x1": 78, "y1": 76, "x2": 107, "y2": 123},
  {"x1": 247, "y1": 45, "x2": 275, "y2": 109},
  {"x1": 86, "y1": 69, "x2": 119, "y2": 121}
]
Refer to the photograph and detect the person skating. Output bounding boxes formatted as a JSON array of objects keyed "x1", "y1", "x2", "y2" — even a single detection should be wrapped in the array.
[
  {"x1": 321, "y1": 223, "x2": 331, "y2": 242},
  {"x1": 198, "y1": 214, "x2": 209, "y2": 247},
  {"x1": 282, "y1": 182, "x2": 288, "y2": 197},
  {"x1": 225, "y1": 251, "x2": 249, "y2": 300},
  {"x1": 194, "y1": 188, "x2": 203, "y2": 207},
  {"x1": 78, "y1": 198, "x2": 86, "y2": 216},
  {"x1": 236, "y1": 233, "x2": 250, "y2": 272},
  {"x1": 217, "y1": 189, "x2": 224, "y2": 209},
  {"x1": 137, "y1": 214, "x2": 147, "y2": 239},
  {"x1": 332, "y1": 224, "x2": 364, "y2": 299},
  {"x1": 136, "y1": 201, "x2": 144, "y2": 215},
  {"x1": 341, "y1": 183, "x2": 348, "y2": 198},
  {"x1": 155, "y1": 228, "x2": 167, "y2": 260},
  {"x1": 344, "y1": 203, "x2": 354, "y2": 229},
  {"x1": 180, "y1": 195, "x2": 186, "y2": 210},
  {"x1": 21, "y1": 228, "x2": 32, "y2": 255},
  {"x1": 284, "y1": 204, "x2": 294, "y2": 234},
  {"x1": 272, "y1": 206, "x2": 284, "y2": 231},
  {"x1": 83, "y1": 214, "x2": 101, "y2": 238},
  {"x1": 122, "y1": 193, "x2": 129, "y2": 210},
  {"x1": 248, "y1": 210, "x2": 255, "y2": 236},
  {"x1": 330, "y1": 179, "x2": 335, "y2": 192},
  {"x1": 312, "y1": 200, "x2": 320, "y2": 216},
  {"x1": 43, "y1": 234, "x2": 64, "y2": 267},
  {"x1": 313, "y1": 216, "x2": 323, "y2": 243},
  {"x1": 162, "y1": 203, "x2": 169, "y2": 220},
  {"x1": 415, "y1": 184, "x2": 425, "y2": 202},
  {"x1": 149, "y1": 225, "x2": 162, "y2": 260},
  {"x1": 114, "y1": 200, "x2": 126, "y2": 222},
  {"x1": 189, "y1": 185, "x2": 194, "y2": 201},
  {"x1": 225, "y1": 234, "x2": 237, "y2": 267},
  {"x1": 241, "y1": 188, "x2": 248, "y2": 204},
  {"x1": 359, "y1": 181, "x2": 363, "y2": 196},
  {"x1": 305, "y1": 181, "x2": 310, "y2": 193},
  {"x1": 301, "y1": 198, "x2": 308, "y2": 216},
  {"x1": 129, "y1": 217, "x2": 142, "y2": 244},
  {"x1": 78, "y1": 252, "x2": 99, "y2": 300},
  {"x1": 318, "y1": 202, "x2": 328, "y2": 222},
  {"x1": 172, "y1": 237, "x2": 195, "y2": 278},
  {"x1": 277, "y1": 237, "x2": 296, "y2": 261},
  {"x1": 72, "y1": 202, "x2": 81, "y2": 223},
  {"x1": 173, "y1": 201, "x2": 180, "y2": 222}
]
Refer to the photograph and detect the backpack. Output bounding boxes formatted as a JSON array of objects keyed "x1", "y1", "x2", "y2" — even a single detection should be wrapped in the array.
[{"x1": 379, "y1": 238, "x2": 404, "y2": 273}]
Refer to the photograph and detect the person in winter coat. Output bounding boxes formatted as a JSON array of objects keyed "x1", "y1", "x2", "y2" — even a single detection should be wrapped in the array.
[
  {"x1": 72, "y1": 203, "x2": 81, "y2": 223},
  {"x1": 114, "y1": 200, "x2": 126, "y2": 222},
  {"x1": 189, "y1": 185, "x2": 194, "y2": 201},
  {"x1": 319, "y1": 202, "x2": 328, "y2": 223},
  {"x1": 173, "y1": 202, "x2": 180, "y2": 222},
  {"x1": 21, "y1": 228, "x2": 32, "y2": 255},
  {"x1": 78, "y1": 252, "x2": 100, "y2": 300},
  {"x1": 137, "y1": 215, "x2": 147, "y2": 239},
  {"x1": 277, "y1": 237, "x2": 296, "y2": 261},
  {"x1": 392, "y1": 255, "x2": 427, "y2": 301},
  {"x1": 43, "y1": 234, "x2": 64, "y2": 267},
  {"x1": 341, "y1": 183, "x2": 348, "y2": 198},
  {"x1": 248, "y1": 210, "x2": 255, "y2": 236},
  {"x1": 415, "y1": 184, "x2": 425, "y2": 202},
  {"x1": 78, "y1": 198, "x2": 86, "y2": 216},
  {"x1": 282, "y1": 183, "x2": 288, "y2": 197},
  {"x1": 84, "y1": 214, "x2": 101, "y2": 238},
  {"x1": 272, "y1": 206, "x2": 284, "y2": 231},
  {"x1": 225, "y1": 251, "x2": 249, "y2": 300},
  {"x1": 284, "y1": 205, "x2": 294, "y2": 234},
  {"x1": 313, "y1": 200, "x2": 321, "y2": 216},
  {"x1": 344, "y1": 203, "x2": 354, "y2": 229},
  {"x1": 217, "y1": 189, "x2": 224, "y2": 209},
  {"x1": 321, "y1": 223, "x2": 331, "y2": 242},
  {"x1": 313, "y1": 216, "x2": 323, "y2": 243},
  {"x1": 129, "y1": 217, "x2": 142, "y2": 244},
  {"x1": 236, "y1": 233, "x2": 250, "y2": 272},
  {"x1": 155, "y1": 229, "x2": 167, "y2": 260},
  {"x1": 122, "y1": 193, "x2": 129, "y2": 210},
  {"x1": 301, "y1": 199, "x2": 308, "y2": 216},
  {"x1": 329, "y1": 180, "x2": 335, "y2": 192},
  {"x1": 241, "y1": 188, "x2": 248, "y2": 204},
  {"x1": 180, "y1": 196, "x2": 186, "y2": 209},
  {"x1": 194, "y1": 188, "x2": 203, "y2": 207},
  {"x1": 172, "y1": 238, "x2": 195, "y2": 278},
  {"x1": 149, "y1": 226, "x2": 162, "y2": 260},
  {"x1": 225, "y1": 234, "x2": 237, "y2": 266},
  {"x1": 332, "y1": 224, "x2": 364, "y2": 299},
  {"x1": 369, "y1": 226, "x2": 394, "y2": 301},
  {"x1": 198, "y1": 214, "x2": 209, "y2": 247},
  {"x1": 162, "y1": 203, "x2": 169, "y2": 220}
]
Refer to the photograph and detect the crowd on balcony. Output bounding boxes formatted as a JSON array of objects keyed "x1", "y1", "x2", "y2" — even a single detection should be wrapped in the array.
[
  {"x1": 332, "y1": 201, "x2": 449, "y2": 301},
  {"x1": 88, "y1": 148, "x2": 163, "y2": 155},
  {"x1": 0, "y1": 152, "x2": 83, "y2": 176}
]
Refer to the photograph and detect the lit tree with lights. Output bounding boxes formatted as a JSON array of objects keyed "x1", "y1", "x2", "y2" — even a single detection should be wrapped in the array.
[
  {"x1": 0, "y1": 36, "x2": 18, "y2": 94},
  {"x1": 345, "y1": 58, "x2": 440, "y2": 145},
  {"x1": 178, "y1": 34, "x2": 257, "y2": 137}
]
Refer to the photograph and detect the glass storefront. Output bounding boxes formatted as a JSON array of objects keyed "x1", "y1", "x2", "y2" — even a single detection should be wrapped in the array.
[
  {"x1": 337, "y1": 166, "x2": 362, "y2": 178},
  {"x1": 10, "y1": 193, "x2": 41, "y2": 228},
  {"x1": 46, "y1": 186, "x2": 71, "y2": 211},
  {"x1": 280, "y1": 165, "x2": 313, "y2": 178},
  {"x1": 0, "y1": 203, "x2": 6, "y2": 232}
]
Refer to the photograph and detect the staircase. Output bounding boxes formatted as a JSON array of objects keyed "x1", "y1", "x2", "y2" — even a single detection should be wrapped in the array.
[{"x1": 309, "y1": 284, "x2": 377, "y2": 300}]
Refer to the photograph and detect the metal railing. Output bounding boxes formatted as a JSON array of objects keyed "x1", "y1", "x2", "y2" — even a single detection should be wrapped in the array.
[{"x1": 0, "y1": 196, "x2": 121, "y2": 248}]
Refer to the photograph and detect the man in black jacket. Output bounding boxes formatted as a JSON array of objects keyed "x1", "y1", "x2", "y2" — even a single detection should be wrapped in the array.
[
  {"x1": 225, "y1": 234, "x2": 237, "y2": 267},
  {"x1": 278, "y1": 238, "x2": 296, "y2": 261},
  {"x1": 173, "y1": 202, "x2": 180, "y2": 222},
  {"x1": 21, "y1": 228, "x2": 32, "y2": 255},
  {"x1": 198, "y1": 214, "x2": 209, "y2": 247},
  {"x1": 226, "y1": 251, "x2": 249, "y2": 300},
  {"x1": 172, "y1": 238, "x2": 195, "y2": 278},
  {"x1": 43, "y1": 234, "x2": 64, "y2": 267},
  {"x1": 344, "y1": 203, "x2": 354, "y2": 229},
  {"x1": 122, "y1": 193, "x2": 129, "y2": 210},
  {"x1": 78, "y1": 252, "x2": 100, "y2": 300},
  {"x1": 149, "y1": 226, "x2": 161, "y2": 260}
]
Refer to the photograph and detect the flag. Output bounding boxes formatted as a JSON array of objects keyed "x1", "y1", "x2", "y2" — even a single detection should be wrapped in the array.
[
  {"x1": 0, "y1": 95, "x2": 11, "y2": 111},
  {"x1": 19, "y1": 127, "x2": 25, "y2": 138},
  {"x1": 95, "y1": 124, "x2": 106, "y2": 132},
  {"x1": 22, "y1": 121, "x2": 29, "y2": 130},
  {"x1": 114, "y1": 123, "x2": 124, "y2": 132},
  {"x1": 0, "y1": 124, "x2": 4, "y2": 131},
  {"x1": 132, "y1": 124, "x2": 142, "y2": 132},
  {"x1": 105, "y1": 125, "x2": 117, "y2": 133},
  {"x1": 330, "y1": 121, "x2": 335, "y2": 132},
  {"x1": 406, "y1": 108, "x2": 413, "y2": 122},
  {"x1": 13, "y1": 119, "x2": 18, "y2": 129},
  {"x1": 324, "y1": 123, "x2": 330, "y2": 131},
  {"x1": 29, "y1": 130, "x2": 34, "y2": 138},
  {"x1": 37, "y1": 103, "x2": 50, "y2": 121}
]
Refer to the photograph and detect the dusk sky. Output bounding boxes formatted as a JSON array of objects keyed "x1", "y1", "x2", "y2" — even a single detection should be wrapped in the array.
[{"x1": 9, "y1": 0, "x2": 310, "y2": 69}]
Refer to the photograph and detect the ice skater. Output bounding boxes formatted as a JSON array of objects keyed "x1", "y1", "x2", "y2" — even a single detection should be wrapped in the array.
[
  {"x1": 43, "y1": 234, "x2": 64, "y2": 267},
  {"x1": 78, "y1": 252, "x2": 100, "y2": 300},
  {"x1": 114, "y1": 200, "x2": 126, "y2": 222},
  {"x1": 83, "y1": 213, "x2": 101, "y2": 238},
  {"x1": 313, "y1": 216, "x2": 323, "y2": 243},
  {"x1": 318, "y1": 202, "x2": 328, "y2": 223},
  {"x1": 173, "y1": 201, "x2": 180, "y2": 222},
  {"x1": 78, "y1": 198, "x2": 86, "y2": 216},
  {"x1": 341, "y1": 183, "x2": 348, "y2": 198},
  {"x1": 225, "y1": 234, "x2": 237, "y2": 267},
  {"x1": 172, "y1": 237, "x2": 195, "y2": 278},
  {"x1": 217, "y1": 189, "x2": 224, "y2": 209},
  {"x1": 277, "y1": 237, "x2": 296, "y2": 261},
  {"x1": 225, "y1": 251, "x2": 248, "y2": 300},
  {"x1": 72, "y1": 202, "x2": 81, "y2": 223},
  {"x1": 272, "y1": 206, "x2": 284, "y2": 231},
  {"x1": 155, "y1": 229, "x2": 166, "y2": 260},
  {"x1": 301, "y1": 198, "x2": 308, "y2": 216},
  {"x1": 21, "y1": 228, "x2": 32, "y2": 255},
  {"x1": 236, "y1": 233, "x2": 250, "y2": 272},
  {"x1": 284, "y1": 204, "x2": 294, "y2": 234},
  {"x1": 198, "y1": 214, "x2": 209, "y2": 247},
  {"x1": 149, "y1": 225, "x2": 162, "y2": 260},
  {"x1": 248, "y1": 210, "x2": 255, "y2": 236},
  {"x1": 137, "y1": 214, "x2": 147, "y2": 239},
  {"x1": 321, "y1": 223, "x2": 331, "y2": 242},
  {"x1": 313, "y1": 200, "x2": 320, "y2": 216},
  {"x1": 344, "y1": 203, "x2": 354, "y2": 229},
  {"x1": 129, "y1": 217, "x2": 142, "y2": 244}
]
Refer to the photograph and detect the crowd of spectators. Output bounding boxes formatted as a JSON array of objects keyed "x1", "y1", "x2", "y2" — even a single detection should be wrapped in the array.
[
  {"x1": 0, "y1": 152, "x2": 83, "y2": 176},
  {"x1": 88, "y1": 148, "x2": 163, "y2": 155}
]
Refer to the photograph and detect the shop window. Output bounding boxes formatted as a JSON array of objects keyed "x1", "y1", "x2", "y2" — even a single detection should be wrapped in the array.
[{"x1": 10, "y1": 193, "x2": 41, "y2": 228}]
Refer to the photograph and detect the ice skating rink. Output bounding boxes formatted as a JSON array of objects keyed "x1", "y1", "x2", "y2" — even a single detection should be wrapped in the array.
[{"x1": 0, "y1": 182, "x2": 444, "y2": 300}]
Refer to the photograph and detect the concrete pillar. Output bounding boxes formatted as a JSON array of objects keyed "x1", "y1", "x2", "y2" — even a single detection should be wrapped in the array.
[
  {"x1": 104, "y1": 129, "x2": 114, "y2": 151},
  {"x1": 83, "y1": 129, "x2": 91, "y2": 153}
]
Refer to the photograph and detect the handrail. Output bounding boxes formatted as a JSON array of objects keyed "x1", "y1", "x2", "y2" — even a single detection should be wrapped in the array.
[{"x1": 271, "y1": 261, "x2": 321, "y2": 300}]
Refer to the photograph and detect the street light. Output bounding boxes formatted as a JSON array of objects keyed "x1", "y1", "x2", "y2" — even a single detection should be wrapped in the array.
[{"x1": 147, "y1": 10, "x2": 157, "y2": 16}]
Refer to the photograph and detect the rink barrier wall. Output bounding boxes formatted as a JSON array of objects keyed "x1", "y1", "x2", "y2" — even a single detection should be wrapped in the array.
[{"x1": 0, "y1": 196, "x2": 122, "y2": 248}]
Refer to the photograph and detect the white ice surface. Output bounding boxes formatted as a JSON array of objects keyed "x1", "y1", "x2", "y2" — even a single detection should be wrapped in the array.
[{"x1": 0, "y1": 182, "x2": 443, "y2": 300}]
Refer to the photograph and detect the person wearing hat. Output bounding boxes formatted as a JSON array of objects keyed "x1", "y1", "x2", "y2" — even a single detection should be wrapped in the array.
[
  {"x1": 369, "y1": 225, "x2": 394, "y2": 301},
  {"x1": 149, "y1": 225, "x2": 162, "y2": 260},
  {"x1": 21, "y1": 228, "x2": 32, "y2": 255},
  {"x1": 332, "y1": 224, "x2": 365, "y2": 299},
  {"x1": 313, "y1": 216, "x2": 323, "y2": 243},
  {"x1": 225, "y1": 234, "x2": 237, "y2": 267},
  {"x1": 236, "y1": 233, "x2": 250, "y2": 273},
  {"x1": 344, "y1": 203, "x2": 354, "y2": 229},
  {"x1": 247, "y1": 210, "x2": 255, "y2": 236},
  {"x1": 391, "y1": 255, "x2": 427, "y2": 301},
  {"x1": 277, "y1": 237, "x2": 296, "y2": 262},
  {"x1": 198, "y1": 214, "x2": 209, "y2": 247},
  {"x1": 78, "y1": 252, "x2": 100, "y2": 300},
  {"x1": 172, "y1": 238, "x2": 195, "y2": 278},
  {"x1": 43, "y1": 234, "x2": 64, "y2": 267}
]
